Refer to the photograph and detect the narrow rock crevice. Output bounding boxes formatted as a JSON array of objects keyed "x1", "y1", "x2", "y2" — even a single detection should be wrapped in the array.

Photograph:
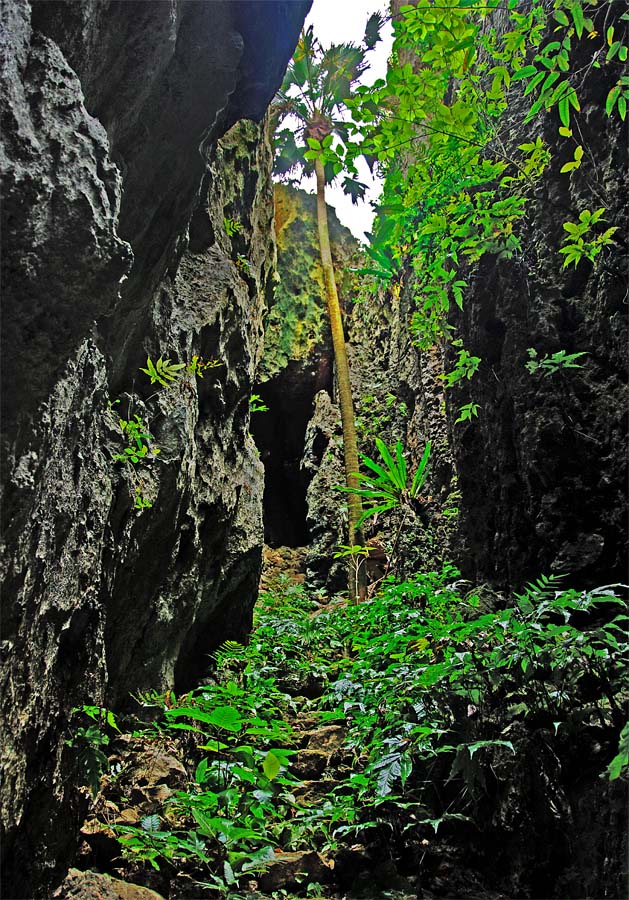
[{"x1": 251, "y1": 356, "x2": 332, "y2": 548}]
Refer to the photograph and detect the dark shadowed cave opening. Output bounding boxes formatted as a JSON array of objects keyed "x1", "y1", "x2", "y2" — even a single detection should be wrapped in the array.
[{"x1": 251, "y1": 357, "x2": 332, "y2": 547}]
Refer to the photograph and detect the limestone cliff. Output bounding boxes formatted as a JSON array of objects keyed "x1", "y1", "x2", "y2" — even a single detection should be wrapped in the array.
[
  {"x1": 352, "y1": 6, "x2": 628, "y2": 594},
  {"x1": 0, "y1": 1, "x2": 309, "y2": 895},
  {"x1": 443, "y1": 10, "x2": 628, "y2": 590}
]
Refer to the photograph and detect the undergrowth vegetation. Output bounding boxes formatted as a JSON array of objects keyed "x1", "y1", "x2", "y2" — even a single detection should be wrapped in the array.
[{"x1": 75, "y1": 570, "x2": 627, "y2": 898}]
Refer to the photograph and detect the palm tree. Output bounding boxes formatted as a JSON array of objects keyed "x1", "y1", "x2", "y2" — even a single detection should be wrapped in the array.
[{"x1": 272, "y1": 21, "x2": 381, "y2": 601}]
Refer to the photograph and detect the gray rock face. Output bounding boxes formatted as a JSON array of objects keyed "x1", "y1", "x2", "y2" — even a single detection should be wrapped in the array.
[
  {"x1": 444, "y1": 12, "x2": 628, "y2": 590},
  {"x1": 0, "y1": 1, "x2": 309, "y2": 896}
]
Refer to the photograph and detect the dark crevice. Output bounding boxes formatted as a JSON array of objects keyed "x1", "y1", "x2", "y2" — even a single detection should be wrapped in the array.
[{"x1": 251, "y1": 357, "x2": 331, "y2": 547}]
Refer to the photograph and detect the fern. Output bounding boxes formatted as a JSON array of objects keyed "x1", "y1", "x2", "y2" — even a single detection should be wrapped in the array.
[{"x1": 140, "y1": 356, "x2": 186, "y2": 388}]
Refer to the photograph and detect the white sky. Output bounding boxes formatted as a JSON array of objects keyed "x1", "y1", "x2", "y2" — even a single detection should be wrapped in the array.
[{"x1": 294, "y1": 0, "x2": 393, "y2": 242}]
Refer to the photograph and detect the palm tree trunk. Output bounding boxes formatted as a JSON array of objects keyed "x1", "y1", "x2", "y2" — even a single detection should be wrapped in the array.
[{"x1": 314, "y1": 157, "x2": 365, "y2": 603}]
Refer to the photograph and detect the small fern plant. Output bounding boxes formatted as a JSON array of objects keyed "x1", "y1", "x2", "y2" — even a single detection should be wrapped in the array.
[
  {"x1": 341, "y1": 438, "x2": 431, "y2": 528},
  {"x1": 140, "y1": 356, "x2": 186, "y2": 388}
]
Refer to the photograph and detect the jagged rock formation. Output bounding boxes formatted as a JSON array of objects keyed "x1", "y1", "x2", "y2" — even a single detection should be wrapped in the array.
[
  {"x1": 0, "y1": 1, "x2": 309, "y2": 896},
  {"x1": 443, "y1": 10, "x2": 628, "y2": 591}
]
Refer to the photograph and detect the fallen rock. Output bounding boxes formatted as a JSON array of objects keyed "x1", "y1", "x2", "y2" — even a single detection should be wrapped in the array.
[
  {"x1": 293, "y1": 778, "x2": 340, "y2": 806},
  {"x1": 128, "y1": 752, "x2": 187, "y2": 788},
  {"x1": 78, "y1": 819, "x2": 120, "y2": 863},
  {"x1": 53, "y1": 868, "x2": 166, "y2": 900},
  {"x1": 257, "y1": 851, "x2": 331, "y2": 892},
  {"x1": 291, "y1": 748, "x2": 329, "y2": 779},
  {"x1": 304, "y1": 724, "x2": 346, "y2": 753}
]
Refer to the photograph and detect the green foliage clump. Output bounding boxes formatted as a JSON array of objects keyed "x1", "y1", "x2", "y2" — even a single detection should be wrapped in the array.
[
  {"x1": 140, "y1": 356, "x2": 186, "y2": 388},
  {"x1": 559, "y1": 207, "x2": 619, "y2": 268},
  {"x1": 341, "y1": 437, "x2": 431, "y2": 528},
  {"x1": 525, "y1": 347, "x2": 588, "y2": 376},
  {"x1": 110, "y1": 410, "x2": 160, "y2": 509},
  {"x1": 112, "y1": 414, "x2": 159, "y2": 465},
  {"x1": 223, "y1": 217, "x2": 243, "y2": 237},
  {"x1": 79, "y1": 570, "x2": 627, "y2": 894},
  {"x1": 66, "y1": 706, "x2": 120, "y2": 797},
  {"x1": 333, "y1": 0, "x2": 626, "y2": 406},
  {"x1": 249, "y1": 394, "x2": 269, "y2": 414},
  {"x1": 108, "y1": 354, "x2": 224, "y2": 512}
]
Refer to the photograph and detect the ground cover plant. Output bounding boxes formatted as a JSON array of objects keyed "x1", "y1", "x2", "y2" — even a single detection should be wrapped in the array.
[{"x1": 73, "y1": 569, "x2": 627, "y2": 898}]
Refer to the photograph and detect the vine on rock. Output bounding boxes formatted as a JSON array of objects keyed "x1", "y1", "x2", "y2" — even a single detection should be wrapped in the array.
[{"x1": 340, "y1": 0, "x2": 626, "y2": 407}]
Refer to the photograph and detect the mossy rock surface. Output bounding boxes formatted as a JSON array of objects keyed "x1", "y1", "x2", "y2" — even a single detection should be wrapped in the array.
[{"x1": 261, "y1": 184, "x2": 361, "y2": 379}]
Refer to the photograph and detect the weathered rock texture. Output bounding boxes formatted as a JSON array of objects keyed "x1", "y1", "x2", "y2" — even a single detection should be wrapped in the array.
[
  {"x1": 0, "y1": 1, "x2": 309, "y2": 896},
  {"x1": 444, "y1": 9, "x2": 628, "y2": 590},
  {"x1": 53, "y1": 868, "x2": 165, "y2": 900}
]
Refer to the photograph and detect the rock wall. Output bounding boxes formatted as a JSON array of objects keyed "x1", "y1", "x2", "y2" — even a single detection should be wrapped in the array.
[
  {"x1": 444, "y1": 10, "x2": 628, "y2": 591},
  {"x1": 0, "y1": 1, "x2": 309, "y2": 895},
  {"x1": 341, "y1": 3, "x2": 628, "y2": 595}
]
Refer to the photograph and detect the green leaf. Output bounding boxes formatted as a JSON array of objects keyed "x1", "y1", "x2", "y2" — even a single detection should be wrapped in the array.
[
  {"x1": 375, "y1": 438, "x2": 405, "y2": 491},
  {"x1": 357, "y1": 503, "x2": 398, "y2": 529},
  {"x1": 360, "y1": 453, "x2": 391, "y2": 484},
  {"x1": 166, "y1": 705, "x2": 243, "y2": 732},
  {"x1": 607, "y1": 723, "x2": 629, "y2": 781},
  {"x1": 399, "y1": 752, "x2": 413, "y2": 786},
  {"x1": 410, "y1": 442, "x2": 431, "y2": 497},
  {"x1": 240, "y1": 845, "x2": 277, "y2": 873},
  {"x1": 524, "y1": 70, "x2": 546, "y2": 97},
  {"x1": 195, "y1": 758, "x2": 208, "y2": 784},
  {"x1": 262, "y1": 750, "x2": 281, "y2": 781},
  {"x1": 570, "y1": 0, "x2": 584, "y2": 38},
  {"x1": 606, "y1": 85, "x2": 621, "y2": 116},
  {"x1": 465, "y1": 739, "x2": 515, "y2": 758},
  {"x1": 512, "y1": 64, "x2": 537, "y2": 81},
  {"x1": 223, "y1": 861, "x2": 237, "y2": 886},
  {"x1": 207, "y1": 706, "x2": 243, "y2": 732}
]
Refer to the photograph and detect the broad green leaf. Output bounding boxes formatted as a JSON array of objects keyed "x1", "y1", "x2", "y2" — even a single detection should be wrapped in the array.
[
  {"x1": 375, "y1": 438, "x2": 405, "y2": 491},
  {"x1": 571, "y1": 0, "x2": 584, "y2": 38},
  {"x1": 207, "y1": 705, "x2": 243, "y2": 732},
  {"x1": 512, "y1": 64, "x2": 538, "y2": 81},
  {"x1": 223, "y1": 861, "x2": 236, "y2": 885},
  {"x1": 195, "y1": 758, "x2": 208, "y2": 783},
  {"x1": 262, "y1": 750, "x2": 281, "y2": 781},
  {"x1": 606, "y1": 85, "x2": 621, "y2": 116}
]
